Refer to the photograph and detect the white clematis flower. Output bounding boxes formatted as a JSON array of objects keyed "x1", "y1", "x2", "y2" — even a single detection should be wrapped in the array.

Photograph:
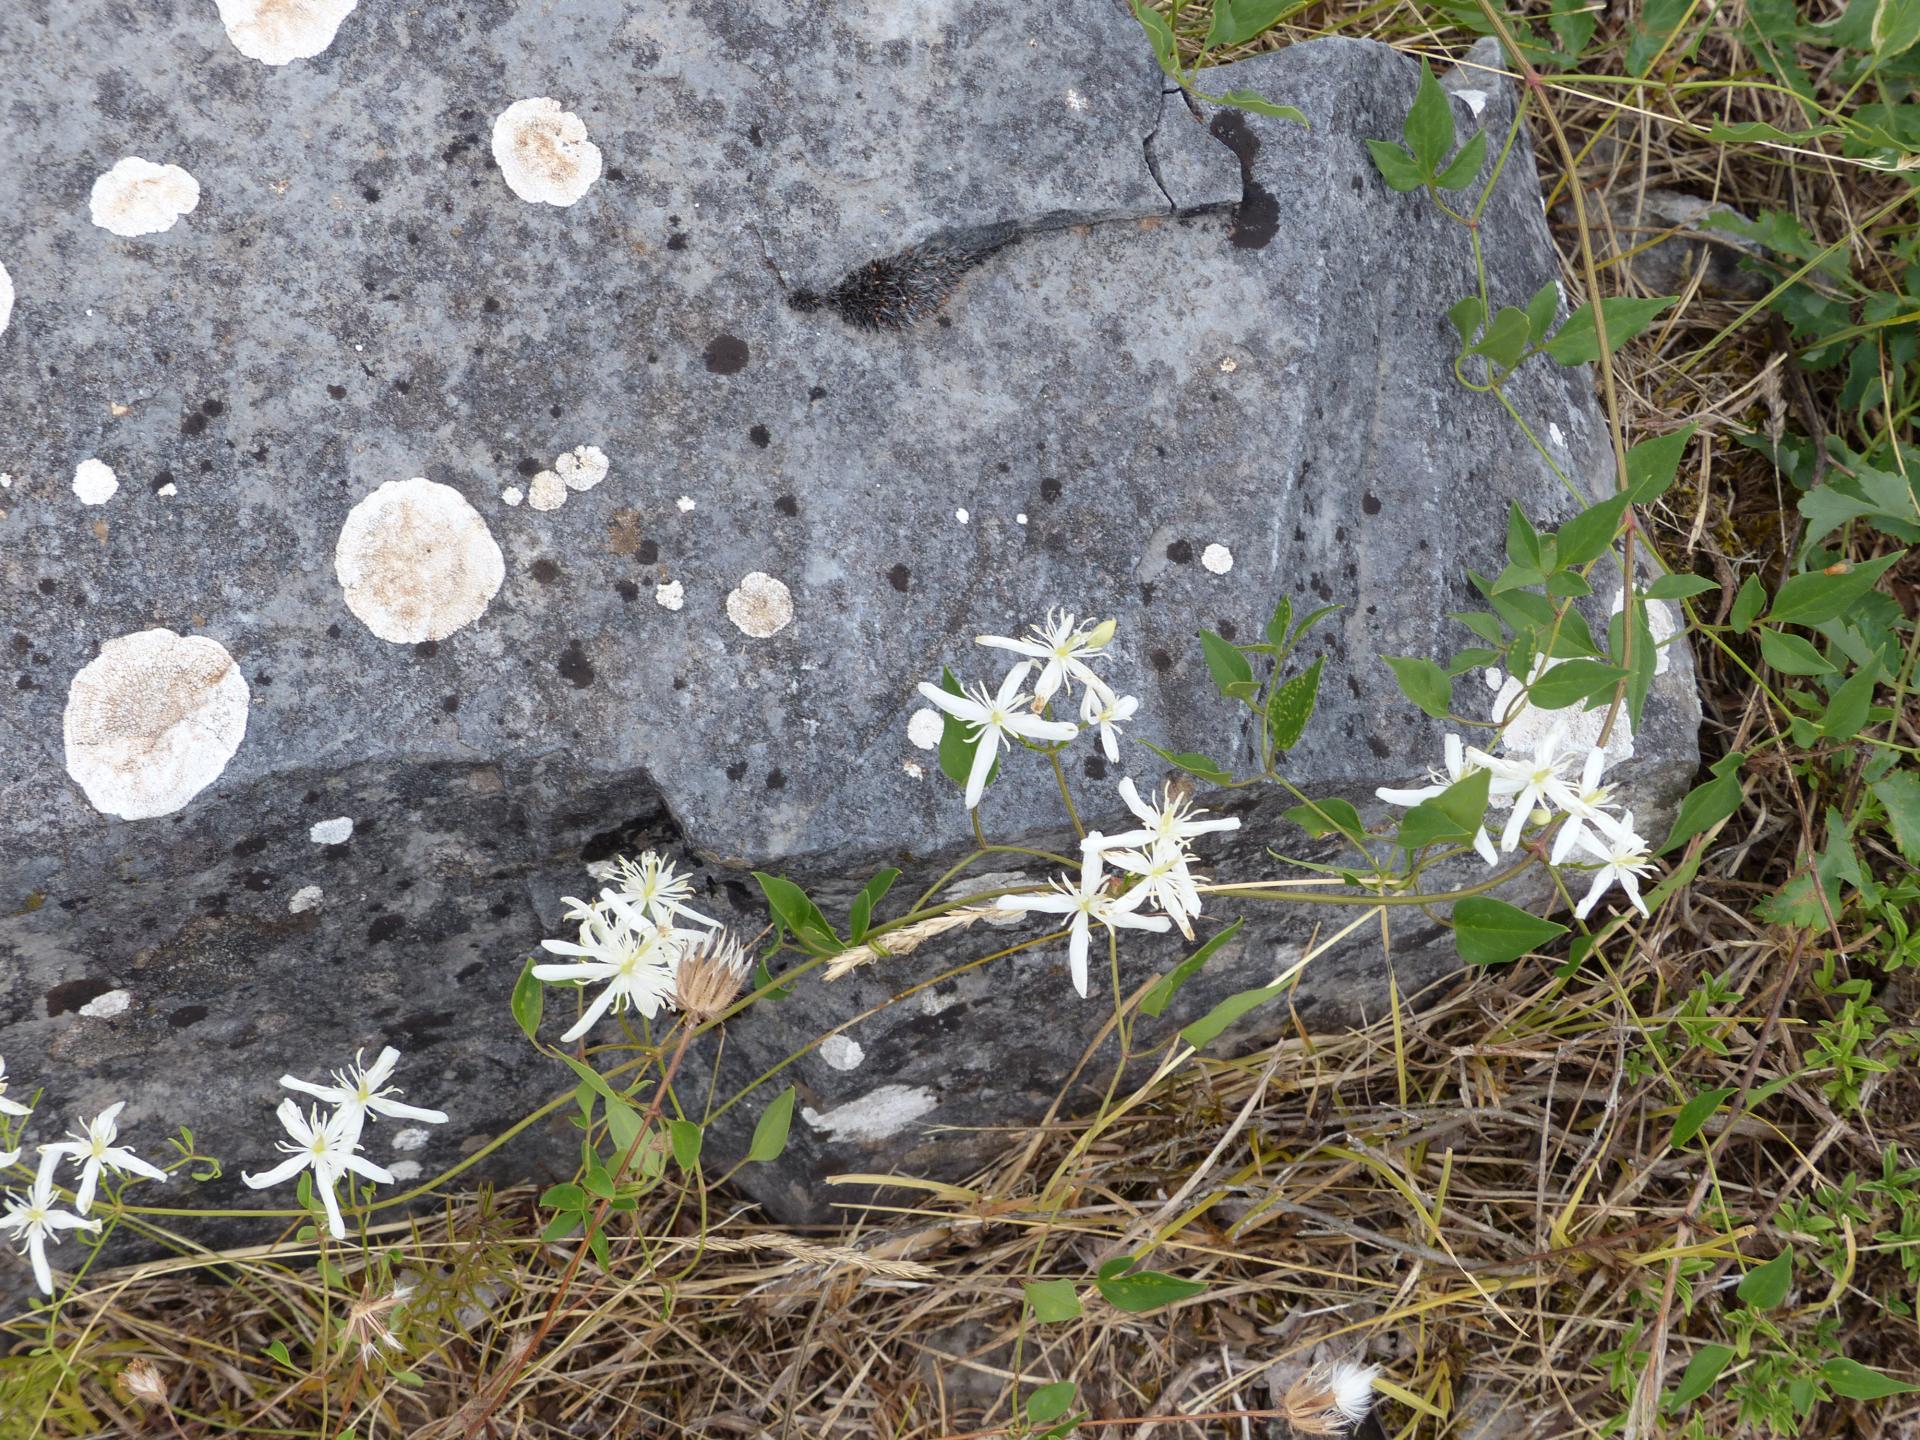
[
  {"x1": 242, "y1": 1099, "x2": 395, "y2": 1240},
  {"x1": 535, "y1": 901, "x2": 678, "y2": 1041},
  {"x1": 605, "y1": 851, "x2": 722, "y2": 932},
  {"x1": 1572, "y1": 813, "x2": 1655, "y2": 920},
  {"x1": 1105, "y1": 838, "x2": 1207, "y2": 939},
  {"x1": 974, "y1": 610, "x2": 1115, "y2": 704},
  {"x1": 1098, "y1": 776, "x2": 1241, "y2": 853},
  {"x1": 0, "y1": 1056, "x2": 32, "y2": 1118},
  {"x1": 1375, "y1": 733, "x2": 1507, "y2": 867},
  {"x1": 280, "y1": 1047, "x2": 448, "y2": 1146},
  {"x1": 1078, "y1": 687, "x2": 1140, "y2": 764},
  {"x1": 1, "y1": 1151, "x2": 101, "y2": 1295},
  {"x1": 38, "y1": 1102, "x2": 168, "y2": 1214},
  {"x1": 995, "y1": 854, "x2": 1172, "y2": 997},
  {"x1": 1467, "y1": 724, "x2": 1574, "y2": 852},
  {"x1": 915, "y1": 661, "x2": 1078, "y2": 809},
  {"x1": 1543, "y1": 744, "x2": 1626, "y2": 865}
]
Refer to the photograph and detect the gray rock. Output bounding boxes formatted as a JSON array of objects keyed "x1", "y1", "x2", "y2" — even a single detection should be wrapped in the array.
[{"x1": 0, "y1": 0, "x2": 1696, "y2": 1258}]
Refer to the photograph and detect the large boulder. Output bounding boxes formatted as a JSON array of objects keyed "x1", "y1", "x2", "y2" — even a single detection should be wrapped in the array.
[{"x1": 0, "y1": 0, "x2": 1695, "y2": 1241}]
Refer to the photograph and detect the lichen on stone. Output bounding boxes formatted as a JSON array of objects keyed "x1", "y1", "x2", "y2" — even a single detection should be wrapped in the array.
[
  {"x1": 334, "y1": 477, "x2": 505, "y2": 644},
  {"x1": 491, "y1": 98, "x2": 603, "y2": 207},
  {"x1": 89, "y1": 158, "x2": 200, "y2": 237},
  {"x1": 213, "y1": 0, "x2": 360, "y2": 66}
]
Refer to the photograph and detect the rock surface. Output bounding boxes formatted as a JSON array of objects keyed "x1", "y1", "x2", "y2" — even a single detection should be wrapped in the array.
[{"x1": 0, "y1": 0, "x2": 1696, "y2": 1248}]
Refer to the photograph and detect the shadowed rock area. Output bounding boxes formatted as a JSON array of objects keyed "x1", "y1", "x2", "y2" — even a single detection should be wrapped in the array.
[{"x1": 0, "y1": 0, "x2": 1696, "y2": 1246}]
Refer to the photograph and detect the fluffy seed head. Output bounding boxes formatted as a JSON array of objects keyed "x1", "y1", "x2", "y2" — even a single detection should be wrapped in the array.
[
  {"x1": 121, "y1": 1358, "x2": 168, "y2": 1406},
  {"x1": 673, "y1": 930, "x2": 752, "y2": 1023}
]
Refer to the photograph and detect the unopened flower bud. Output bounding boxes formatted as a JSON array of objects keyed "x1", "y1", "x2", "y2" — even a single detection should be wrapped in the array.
[{"x1": 1083, "y1": 617, "x2": 1117, "y2": 652}]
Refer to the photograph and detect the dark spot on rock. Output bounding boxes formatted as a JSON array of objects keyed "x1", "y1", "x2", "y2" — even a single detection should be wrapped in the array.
[
  {"x1": 362, "y1": 185, "x2": 380, "y2": 202},
  {"x1": 46, "y1": 977, "x2": 114, "y2": 1017},
  {"x1": 483, "y1": 296, "x2": 502, "y2": 313},
  {"x1": 1166, "y1": 539, "x2": 1193, "y2": 563},
  {"x1": 488, "y1": 898, "x2": 514, "y2": 918},
  {"x1": 37, "y1": 578, "x2": 57, "y2": 595},
  {"x1": 765, "y1": 768, "x2": 787, "y2": 790},
  {"x1": 1367, "y1": 734, "x2": 1392, "y2": 759},
  {"x1": 395, "y1": 379, "x2": 413, "y2": 395},
  {"x1": 1334, "y1": 525, "x2": 1348, "y2": 544},
  {"x1": 200, "y1": 892, "x2": 229, "y2": 916},
  {"x1": 151, "y1": 470, "x2": 173, "y2": 492},
  {"x1": 231, "y1": 833, "x2": 268, "y2": 858},
  {"x1": 558, "y1": 639, "x2": 595, "y2": 688},
  {"x1": 327, "y1": 623, "x2": 341, "y2": 638},
  {"x1": 1150, "y1": 647, "x2": 1173, "y2": 672},
  {"x1": 516, "y1": 457, "x2": 541, "y2": 477},
  {"x1": 180, "y1": 411, "x2": 208, "y2": 436},
  {"x1": 15, "y1": 676, "x2": 34, "y2": 692},
  {"x1": 414, "y1": 639, "x2": 439, "y2": 659},
  {"x1": 615, "y1": 579, "x2": 638, "y2": 602},
  {"x1": 666, "y1": 232, "x2": 689, "y2": 251},
  {"x1": 242, "y1": 869, "x2": 275, "y2": 892},
  {"x1": 201, "y1": 397, "x2": 224, "y2": 416},
  {"x1": 1083, "y1": 754, "x2": 1109, "y2": 780},
  {"x1": 748, "y1": 122, "x2": 763, "y2": 146},
  {"x1": 726, "y1": 761, "x2": 748, "y2": 782},
  {"x1": 367, "y1": 914, "x2": 405, "y2": 943},
  {"x1": 455, "y1": 960, "x2": 486, "y2": 984},
  {"x1": 529, "y1": 558, "x2": 561, "y2": 584},
  {"x1": 1363, "y1": 491, "x2": 1382, "y2": 515},
  {"x1": 1139, "y1": 582, "x2": 1156, "y2": 605},
  {"x1": 441, "y1": 693, "x2": 460, "y2": 713},
  {"x1": 548, "y1": 403, "x2": 561, "y2": 417},
  {"x1": 327, "y1": 384, "x2": 347, "y2": 400},
  {"x1": 302, "y1": 790, "x2": 320, "y2": 804},
  {"x1": 1208, "y1": 111, "x2": 1280, "y2": 251},
  {"x1": 254, "y1": 671, "x2": 272, "y2": 686},
  {"x1": 723, "y1": 879, "x2": 755, "y2": 911},
  {"x1": 636, "y1": 539, "x2": 659, "y2": 565},
  {"x1": 751, "y1": 425, "x2": 772, "y2": 448},
  {"x1": 774, "y1": 492, "x2": 797, "y2": 516},
  {"x1": 888, "y1": 563, "x2": 910, "y2": 592},
  {"x1": 167, "y1": 1004, "x2": 208, "y2": 1030},
  {"x1": 808, "y1": 385, "x2": 827, "y2": 401},
  {"x1": 1040, "y1": 477, "x2": 1062, "y2": 503},
  {"x1": 395, "y1": 1009, "x2": 455, "y2": 1044},
  {"x1": 704, "y1": 333, "x2": 749, "y2": 374},
  {"x1": 606, "y1": 165, "x2": 625, "y2": 181},
  {"x1": 1218, "y1": 619, "x2": 1237, "y2": 641}
]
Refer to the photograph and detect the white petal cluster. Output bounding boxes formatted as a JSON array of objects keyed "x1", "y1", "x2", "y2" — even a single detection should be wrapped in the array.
[
  {"x1": 244, "y1": 1046, "x2": 445, "y2": 1239},
  {"x1": 1375, "y1": 724, "x2": 1654, "y2": 919},
  {"x1": 999, "y1": 777, "x2": 1240, "y2": 997},
  {"x1": 533, "y1": 850, "x2": 739, "y2": 1042},
  {"x1": 1, "y1": 1153, "x2": 100, "y2": 1296},
  {"x1": 38, "y1": 1101, "x2": 169, "y2": 1214}
]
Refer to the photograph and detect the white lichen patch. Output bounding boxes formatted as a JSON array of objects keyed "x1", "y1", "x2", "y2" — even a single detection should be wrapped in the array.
[
  {"x1": 309, "y1": 816, "x2": 353, "y2": 845},
  {"x1": 1201, "y1": 542, "x2": 1234, "y2": 574},
  {"x1": 79, "y1": 988, "x2": 131, "y2": 1019},
  {"x1": 955, "y1": 507, "x2": 969, "y2": 524},
  {"x1": 1548, "y1": 421, "x2": 1567, "y2": 448},
  {"x1": 500, "y1": 485, "x2": 524, "y2": 507},
  {"x1": 334, "y1": 477, "x2": 505, "y2": 643},
  {"x1": 1611, "y1": 586, "x2": 1678, "y2": 676},
  {"x1": 819, "y1": 1034, "x2": 866, "y2": 1071},
  {"x1": 63, "y1": 629, "x2": 249, "y2": 820},
  {"x1": 214, "y1": 0, "x2": 360, "y2": 65},
  {"x1": 906, "y1": 707, "x2": 944, "y2": 750},
  {"x1": 675, "y1": 495, "x2": 695, "y2": 513},
  {"x1": 491, "y1": 98, "x2": 603, "y2": 207},
  {"x1": 72, "y1": 458, "x2": 118, "y2": 506},
  {"x1": 526, "y1": 469, "x2": 566, "y2": 511},
  {"x1": 89, "y1": 158, "x2": 200, "y2": 237},
  {"x1": 0, "y1": 260, "x2": 12, "y2": 338},
  {"x1": 155, "y1": 482, "x2": 178, "y2": 497},
  {"x1": 388, "y1": 1159, "x2": 423, "y2": 1181},
  {"x1": 726, "y1": 572, "x2": 793, "y2": 638},
  {"x1": 902, "y1": 759, "x2": 924, "y2": 779},
  {"x1": 390, "y1": 1127, "x2": 431, "y2": 1152},
  {"x1": 800, "y1": 1084, "x2": 937, "y2": 1144},
  {"x1": 288, "y1": 884, "x2": 324, "y2": 913},
  {"x1": 654, "y1": 579, "x2": 685, "y2": 611},
  {"x1": 555, "y1": 444, "x2": 608, "y2": 492}
]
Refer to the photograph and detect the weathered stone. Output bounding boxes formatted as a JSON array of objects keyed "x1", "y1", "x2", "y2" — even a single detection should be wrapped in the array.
[{"x1": 0, "y1": 0, "x2": 1696, "y2": 1261}]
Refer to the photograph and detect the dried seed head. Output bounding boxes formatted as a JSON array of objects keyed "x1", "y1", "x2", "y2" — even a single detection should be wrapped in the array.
[
  {"x1": 1279, "y1": 1360, "x2": 1380, "y2": 1435},
  {"x1": 122, "y1": 1358, "x2": 168, "y2": 1406},
  {"x1": 343, "y1": 1278, "x2": 414, "y2": 1364},
  {"x1": 673, "y1": 930, "x2": 752, "y2": 1023},
  {"x1": 822, "y1": 905, "x2": 993, "y2": 981}
]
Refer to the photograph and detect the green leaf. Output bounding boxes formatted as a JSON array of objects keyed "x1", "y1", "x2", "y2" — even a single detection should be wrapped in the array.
[
  {"x1": 1766, "y1": 552, "x2": 1905, "y2": 627},
  {"x1": 1206, "y1": 0, "x2": 1290, "y2": 46},
  {"x1": 1143, "y1": 918, "x2": 1245, "y2": 1018},
  {"x1": 540, "y1": 1209, "x2": 582, "y2": 1243},
  {"x1": 541, "y1": 1182, "x2": 585, "y2": 1211},
  {"x1": 554, "y1": 1051, "x2": 628, "y2": 1112},
  {"x1": 264, "y1": 1340, "x2": 295, "y2": 1370},
  {"x1": 1660, "y1": 753, "x2": 1746, "y2": 854},
  {"x1": 1383, "y1": 655, "x2": 1452, "y2": 719},
  {"x1": 1129, "y1": 0, "x2": 1180, "y2": 77},
  {"x1": 1730, "y1": 574, "x2": 1767, "y2": 633},
  {"x1": 1524, "y1": 280, "x2": 1560, "y2": 342},
  {"x1": 1026, "y1": 1381, "x2": 1077, "y2": 1424},
  {"x1": 1543, "y1": 297, "x2": 1677, "y2": 365},
  {"x1": 753, "y1": 872, "x2": 840, "y2": 955},
  {"x1": 1627, "y1": 424, "x2": 1696, "y2": 504},
  {"x1": 1453, "y1": 898, "x2": 1568, "y2": 966},
  {"x1": 1528, "y1": 659, "x2": 1628, "y2": 710},
  {"x1": 1871, "y1": 771, "x2": 1920, "y2": 862},
  {"x1": 511, "y1": 955, "x2": 545, "y2": 1042},
  {"x1": 1448, "y1": 295, "x2": 1487, "y2": 345},
  {"x1": 848, "y1": 868, "x2": 900, "y2": 944},
  {"x1": 748, "y1": 1085, "x2": 796, "y2": 1163},
  {"x1": 1822, "y1": 1357, "x2": 1920, "y2": 1399},
  {"x1": 1024, "y1": 1278, "x2": 1084, "y2": 1323},
  {"x1": 1214, "y1": 88, "x2": 1308, "y2": 125},
  {"x1": 1738, "y1": 1250, "x2": 1793, "y2": 1309},
  {"x1": 1265, "y1": 596, "x2": 1294, "y2": 649},
  {"x1": 1403, "y1": 63, "x2": 1455, "y2": 173},
  {"x1": 1430, "y1": 765, "x2": 1492, "y2": 834},
  {"x1": 603, "y1": 1095, "x2": 645, "y2": 1162},
  {"x1": 1094, "y1": 1261, "x2": 1209, "y2": 1313},
  {"x1": 1670, "y1": 1086, "x2": 1734, "y2": 1146},
  {"x1": 1180, "y1": 980, "x2": 1288, "y2": 1050},
  {"x1": 1141, "y1": 742, "x2": 1233, "y2": 786},
  {"x1": 1549, "y1": 0, "x2": 1599, "y2": 57},
  {"x1": 1434, "y1": 129, "x2": 1487, "y2": 190},
  {"x1": 1397, "y1": 799, "x2": 1471, "y2": 851},
  {"x1": 1265, "y1": 656, "x2": 1323, "y2": 752},
  {"x1": 1291, "y1": 604, "x2": 1342, "y2": 648},
  {"x1": 1799, "y1": 461, "x2": 1920, "y2": 543},
  {"x1": 582, "y1": 1160, "x2": 615, "y2": 1199},
  {"x1": 1643, "y1": 573, "x2": 1717, "y2": 601},
  {"x1": 1821, "y1": 661, "x2": 1880, "y2": 742},
  {"x1": 1198, "y1": 629, "x2": 1254, "y2": 695},
  {"x1": 1556, "y1": 492, "x2": 1632, "y2": 568},
  {"x1": 1284, "y1": 797, "x2": 1367, "y2": 843},
  {"x1": 669, "y1": 1119, "x2": 703, "y2": 1172},
  {"x1": 936, "y1": 667, "x2": 998, "y2": 796},
  {"x1": 1468, "y1": 305, "x2": 1532, "y2": 370},
  {"x1": 1365, "y1": 139, "x2": 1426, "y2": 191},
  {"x1": 1872, "y1": 0, "x2": 1920, "y2": 56},
  {"x1": 1667, "y1": 1344, "x2": 1734, "y2": 1410},
  {"x1": 1758, "y1": 628, "x2": 1837, "y2": 676}
]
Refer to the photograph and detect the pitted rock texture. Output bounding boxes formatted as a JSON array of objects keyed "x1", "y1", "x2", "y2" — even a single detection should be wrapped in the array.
[{"x1": 1, "y1": 1, "x2": 1697, "y2": 1244}]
